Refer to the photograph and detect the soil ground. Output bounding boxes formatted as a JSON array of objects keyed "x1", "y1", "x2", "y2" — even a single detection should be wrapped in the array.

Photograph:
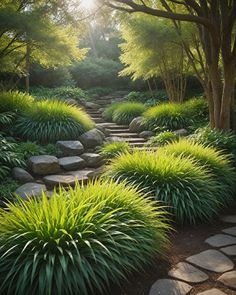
[{"x1": 107, "y1": 202, "x2": 236, "y2": 295}]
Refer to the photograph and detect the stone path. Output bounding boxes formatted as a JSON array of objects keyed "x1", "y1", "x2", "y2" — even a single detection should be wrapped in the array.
[{"x1": 149, "y1": 215, "x2": 236, "y2": 294}]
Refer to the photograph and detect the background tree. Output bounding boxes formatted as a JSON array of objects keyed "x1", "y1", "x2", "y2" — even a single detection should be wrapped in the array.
[{"x1": 102, "y1": 0, "x2": 236, "y2": 130}]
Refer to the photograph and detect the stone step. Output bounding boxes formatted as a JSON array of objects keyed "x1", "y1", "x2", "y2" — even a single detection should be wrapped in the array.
[
  {"x1": 123, "y1": 137, "x2": 147, "y2": 143},
  {"x1": 128, "y1": 142, "x2": 146, "y2": 147},
  {"x1": 106, "y1": 128, "x2": 130, "y2": 133},
  {"x1": 93, "y1": 118, "x2": 106, "y2": 123},
  {"x1": 131, "y1": 147, "x2": 157, "y2": 151},
  {"x1": 110, "y1": 132, "x2": 139, "y2": 138},
  {"x1": 87, "y1": 111, "x2": 102, "y2": 115},
  {"x1": 103, "y1": 124, "x2": 129, "y2": 129}
]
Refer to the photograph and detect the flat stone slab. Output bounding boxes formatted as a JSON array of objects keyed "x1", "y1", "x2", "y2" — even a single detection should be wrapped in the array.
[
  {"x1": 217, "y1": 270, "x2": 236, "y2": 289},
  {"x1": 168, "y1": 262, "x2": 208, "y2": 283},
  {"x1": 56, "y1": 141, "x2": 84, "y2": 156},
  {"x1": 59, "y1": 156, "x2": 86, "y2": 171},
  {"x1": 205, "y1": 234, "x2": 236, "y2": 247},
  {"x1": 197, "y1": 288, "x2": 227, "y2": 295},
  {"x1": 220, "y1": 245, "x2": 236, "y2": 256},
  {"x1": 29, "y1": 155, "x2": 60, "y2": 175},
  {"x1": 221, "y1": 215, "x2": 236, "y2": 223},
  {"x1": 43, "y1": 175, "x2": 76, "y2": 187},
  {"x1": 80, "y1": 153, "x2": 103, "y2": 168},
  {"x1": 222, "y1": 226, "x2": 236, "y2": 236},
  {"x1": 186, "y1": 249, "x2": 234, "y2": 273},
  {"x1": 15, "y1": 183, "x2": 46, "y2": 199},
  {"x1": 149, "y1": 279, "x2": 192, "y2": 295}
]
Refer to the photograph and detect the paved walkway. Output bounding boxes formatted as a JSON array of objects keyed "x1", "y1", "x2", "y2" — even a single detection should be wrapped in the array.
[{"x1": 149, "y1": 215, "x2": 236, "y2": 295}]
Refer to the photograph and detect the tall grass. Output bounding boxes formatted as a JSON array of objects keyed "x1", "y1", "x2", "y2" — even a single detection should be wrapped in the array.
[
  {"x1": 0, "y1": 180, "x2": 170, "y2": 295},
  {"x1": 0, "y1": 91, "x2": 34, "y2": 113},
  {"x1": 15, "y1": 100, "x2": 94, "y2": 143},
  {"x1": 106, "y1": 150, "x2": 220, "y2": 224},
  {"x1": 113, "y1": 102, "x2": 146, "y2": 125}
]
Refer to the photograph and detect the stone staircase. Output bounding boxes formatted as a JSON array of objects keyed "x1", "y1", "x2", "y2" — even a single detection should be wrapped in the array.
[{"x1": 85, "y1": 94, "x2": 148, "y2": 150}]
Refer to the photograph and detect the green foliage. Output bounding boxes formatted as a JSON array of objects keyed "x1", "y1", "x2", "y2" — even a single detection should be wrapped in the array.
[
  {"x1": 0, "y1": 111, "x2": 15, "y2": 126},
  {"x1": 183, "y1": 97, "x2": 208, "y2": 121},
  {"x1": 125, "y1": 90, "x2": 168, "y2": 105},
  {"x1": 86, "y1": 87, "x2": 112, "y2": 97},
  {"x1": 0, "y1": 180, "x2": 169, "y2": 295},
  {"x1": 113, "y1": 102, "x2": 146, "y2": 125},
  {"x1": 99, "y1": 141, "x2": 130, "y2": 161},
  {"x1": 0, "y1": 135, "x2": 25, "y2": 181},
  {"x1": 144, "y1": 103, "x2": 190, "y2": 131},
  {"x1": 163, "y1": 139, "x2": 236, "y2": 207},
  {"x1": 106, "y1": 150, "x2": 220, "y2": 224},
  {"x1": 190, "y1": 127, "x2": 236, "y2": 156},
  {"x1": 102, "y1": 102, "x2": 121, "y2": 121},
  {"x1": 0, "y1": 177, "x2": 18, "y2": 201},
  {"x1": 0, "y1": 91, "x2": 34, "y2": 113},
  {"x1": 15, "y1": 100, "x2": 94, "y2": 143},
  {"x1": 147, "y1": 131, "x2": 179, "y2": 147}
]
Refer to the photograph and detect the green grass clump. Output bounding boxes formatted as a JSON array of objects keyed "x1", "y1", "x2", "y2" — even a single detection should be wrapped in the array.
[
  {"x1": 99, "y1": 141, "x2": 130, "y2": 161},
  {"x1": 102, "y1": 102, "x2": 121, "y2": 122},
  {"x1": 15, "y1": 100, "x2": 94, "y2": 143},
  {"x1": 0, "y1": 91, "x2": 34, "y2": 113},
  {"x1": 162, "y1": 139, "x2": 236, "y2": 207},
  {"x1": 106, "y1": 150, "x2": 219, "y2": 224},
  {"x1": 113, "y1": 102, "x2": 146, "y2": 125},
  {"x1": 147, "y1": 131, "x2": 179, "y2": 147},
  {"x1": 0, "y1": 180, "x2": 169, "y2": 295},
  {"x1": 144, "y1": 103, "x2": 190, "y2": 131}
]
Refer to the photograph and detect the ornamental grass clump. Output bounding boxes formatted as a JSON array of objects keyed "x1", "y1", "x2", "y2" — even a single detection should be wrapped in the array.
[
  {"x1": 162, "y1": 139, "x2": 236, "y2": 207},
  {"x1": 143, "y1": 103, "x2": 190, "y2": 131},
  {"x1": 15, "y1": 100, "x2": 94, "y2": 143},
  {"x1": 0, "y1": 91, "x2": 34, "y2": 113},
  {"x1": 147, "y1": 131, "x2": 179, "y2": 147},
  {"x1": 99, "y1": 141, "x2": 130, "y2": 161},
  {"x1": 112, "y1": 102, "x2": 146, "y2": 125},
  {"x1": 106, "y1": 150, "x2": 219, "y2": 224},
  {"x1": 0, "y1": 180, "x2": 169, "y2": 295},
  {"x1": 102, "y1": 102, "x2": 121, "y2": 121}
]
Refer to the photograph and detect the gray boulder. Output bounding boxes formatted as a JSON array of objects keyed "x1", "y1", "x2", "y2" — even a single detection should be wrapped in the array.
[
  {"x1": 12, "y1": 167, "x2": 34, "y2": 183},
  {"x1": 105, "y1": 136, "x2": 124, "y2": 143},
  {"x1": 43, "y1": 175, "x2": 77, "y2": 187},
  {"x1": 139, "y1": 131, "x2": 155, "y2": 139},
  {"x1": 79, "y1": 128, "x2": 105, "y2": 149},
  {"x1": 15, "y1": 183, "x2": 47, "y2": 199},
  {"x1": 129, "y1": 117, "x2": 145, "y2": 133},
  {"x1": 173, "y1": 129, "x2": 188, "y2": 137},
  {"x1": 84, "y1": 102, "x2": 100, "y2": 109},
  {"x1": 81, "y1": 153, "x2": 103, "y2": 168},
  {"x1": 59, "y1": 156, "x2": 86, "y2": 171},
  {"x1": 29, "y1": 155, "x2": 60, "y2": 175},
  {"x1": 56, "y1": 140, "x2": 84, "y2": 156}
]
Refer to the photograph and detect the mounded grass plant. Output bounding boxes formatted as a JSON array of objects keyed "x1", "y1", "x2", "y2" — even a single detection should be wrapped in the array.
[
  {"x1": 162, "y1": 139, "x2": 236, "y2": 207},
  {"x1": 99, "y1": 141, "x2": 130, "y2": 161},
  {"x1": 147, "y1": 131, "x2": 179, "y2": 147},
  {"x1": 0, "y1": 180, "x2": 169, "y2": 295},
  {"x1": 102, "y1": 102, "x2": 121, "y2": 121},
  {"x1": 15, "y1": 100, "x2": 94, "y2": 143},
  {"x1": 112, "y1": 102, "x2": 146, "y2": 125},
  {"x1": 106, "y1": 150, "x2": 220, "y2": 224},
  {"x1": 0, "y1": 91, "x2": 34, "y2": 113},
  {"x1": 144, "y1": 103, "x2": 190, "y2": 131}
]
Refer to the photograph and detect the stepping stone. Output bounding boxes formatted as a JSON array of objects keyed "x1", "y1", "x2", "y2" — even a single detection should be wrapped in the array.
[
  {"x1": 168, "y1": 262, "x2": 208, "y2": 283},
  {"x1": 110, "y1": 133, "x2": 139, "y2": 138},
  {"x1": 217, "y1": 270, "x2": 236, "y2": 289},
  {"x1": 29, "y1": 155, "x2": 60, "y2": 175},
  {"x1": 186, "y1": 249, "x2": 234, "y2": 273},
  {"x1": 81, "y1": 153, "x2": 103, "y2": 168},
  {"x1": 15, "y1": 183, "x2": 46, "y2": 199},
  {"x1": 221, "y1": 215, "x2": 236, "y2": 223},
  {"x1": 222, "y1": 226, "x2": 236, "y2": 236},
  {"x1": 197, "y1": 288, "x2": 227, "y2": 295},
  {"x1": 59, "y1": 157, "x2": 86, "y2": 171},
  {"x1": 149, "y1": 279, "x2": 192, "y2": 295},
  {"x1": 205, "y1": 234, "x2": 236, "y2": 247},
  {"x1": 56, "y1": 141, "x2": 84, "y2": 156},
  {"x1": 43, "y1": 175, "x2": 77, "y2": 187},
  {"x1": 12, "y1": 167, "x2": 34, "y2": 183},
  {"x1": 220, "y1": 245, "x2": 236, "y2": 256}
]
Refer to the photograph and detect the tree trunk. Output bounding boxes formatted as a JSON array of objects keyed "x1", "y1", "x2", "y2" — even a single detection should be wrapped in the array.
[{"x1": 25, "y1": 42, "x2": 30, "y2": 93}]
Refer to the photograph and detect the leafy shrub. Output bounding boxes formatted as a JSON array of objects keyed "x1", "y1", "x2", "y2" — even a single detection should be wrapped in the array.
[
  {"x1": 0, "y1": 177, "x2": 18, "y2": 201},
  {"x1": 163, "y1": 140, "x2": 236, "y2": 207},
  {"x1": 0, "y1": 91, "x2": 34, "y2": 114},
  {"x1": 102, "y1": 102, "x2": 121, "y2": 121},
  {"x1": 147, "y1": 131, "x2": 179, "y2": 147},
  {"x1": 0, "y1": 180, "x2": 169, "y2": 295},
  {"x1": 113, "y1": 102, "x2": 146, "y2": 125},
  {"x1": 0, "y1": 135, "x2": 25, "y2": 181},
  {"x1": 99, "y1": 141, "x2": 130, "y2": 161},
  {"x1": 15, "y1": 100, "x2": 95, "y2": 143},
  {"x1": 125, "y1": 90, "x2": 168, "y2": 104},
  {"x1": 183, "y1": 97, "x2": 208, "y2": 119},
  {"x1": 0, "y1": 112, "x2": 15, "y2": 126},
  {"x1": 190, "y1": 127, "x2": 236, "y2": 156},
  {"x1": 144, "y1": 103, "x2": 190, "y2": 131},
  {"x1": 106, "y1": 150, "x2": 219, "y2": 224},
  {"x1": 86, "y1": 87, "x2": 112, "y2": 97}
]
